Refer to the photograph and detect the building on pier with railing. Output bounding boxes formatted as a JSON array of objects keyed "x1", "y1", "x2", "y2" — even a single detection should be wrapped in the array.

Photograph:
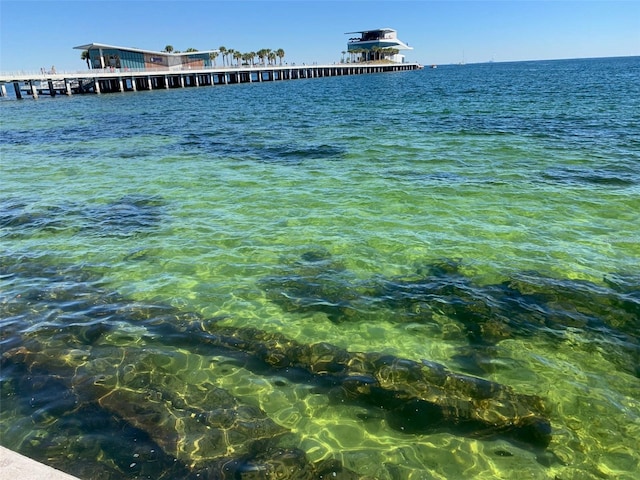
[{"x1": 74, "y1": 43, "x2": 218, "y2": 70}]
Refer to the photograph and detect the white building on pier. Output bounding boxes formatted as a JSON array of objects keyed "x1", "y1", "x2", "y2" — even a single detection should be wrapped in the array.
[{"x1": 345, "y1": 28, "x2": 413, "y2": 63}]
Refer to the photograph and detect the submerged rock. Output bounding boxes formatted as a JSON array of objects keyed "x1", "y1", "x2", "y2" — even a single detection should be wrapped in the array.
[
  {"x1": 1, "y1": 346, "x2": 193, "y2": 479},
  {"x1": 85, "y1": 194, "x2": 167, "y2": 237},
  {"x1": 259, "y1": 249, "x2": 371, "y2": 323},
  {"x1": 260, "y1": 254, "x2": 639, "y2": 377},
  {"x1": 3, "y1": 334, "x2": 362, "y2": 479},
  {"x1": 0, "y1": 194, "x2": 167, "y2": 238},
  {"x1": 173, "y1": 321, "x2": 552, "y2": 449}
]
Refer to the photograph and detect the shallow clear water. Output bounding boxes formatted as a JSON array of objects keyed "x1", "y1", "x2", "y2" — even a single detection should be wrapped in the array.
[{"x1": 1, "y1": 57, "x2": 639, "y2": 479}]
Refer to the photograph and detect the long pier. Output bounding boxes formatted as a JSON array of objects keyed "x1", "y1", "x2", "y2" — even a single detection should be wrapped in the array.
[{"x1": 0, "y1": 62, "x2": 422, "y2": 98}]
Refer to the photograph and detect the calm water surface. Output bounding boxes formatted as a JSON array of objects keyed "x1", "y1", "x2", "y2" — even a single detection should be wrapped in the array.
[{"x1": 1, "y1": 57, "x2": 639, "y2": 479}]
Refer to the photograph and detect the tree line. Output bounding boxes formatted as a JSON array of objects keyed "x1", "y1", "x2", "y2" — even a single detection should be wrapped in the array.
[{"x1": 208, "y1": 46, "x2": 287, "y2": 67}]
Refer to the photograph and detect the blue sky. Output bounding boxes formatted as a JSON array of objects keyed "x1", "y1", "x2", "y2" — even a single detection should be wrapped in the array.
[{"x1": 1, "y1": 0, "x2": 638, "y2": 72}]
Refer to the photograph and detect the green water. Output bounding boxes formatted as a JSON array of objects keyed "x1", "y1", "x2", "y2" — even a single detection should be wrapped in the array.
[{"x1": 1, "y1": 57, "x2": 639, "y2": 479}]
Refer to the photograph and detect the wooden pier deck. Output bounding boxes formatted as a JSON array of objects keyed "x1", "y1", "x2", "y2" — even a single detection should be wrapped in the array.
[{"x1": 0, "y1": 62, "x2": 422, "y2": 98}]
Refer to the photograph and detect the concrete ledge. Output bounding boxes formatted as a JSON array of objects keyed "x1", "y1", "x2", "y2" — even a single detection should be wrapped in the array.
[{"x1": 0, "y1": 446, "x2": 81, "y2": 480}]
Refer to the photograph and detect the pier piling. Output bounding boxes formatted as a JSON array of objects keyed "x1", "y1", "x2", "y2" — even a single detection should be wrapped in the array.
[{"x1": 29, "y1": 81, "x2": 38, "y2": 99}]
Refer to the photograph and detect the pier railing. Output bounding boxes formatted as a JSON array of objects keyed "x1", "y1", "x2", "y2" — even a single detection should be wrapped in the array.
[{"x1": 0, "y1": 62, "x2": 423, "y2": 98}]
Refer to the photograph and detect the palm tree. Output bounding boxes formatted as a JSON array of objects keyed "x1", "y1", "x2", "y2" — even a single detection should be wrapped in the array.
[
  {"x1": 268, "y1": 51, "x2": 276, "y2": 65},
  {"x1": 209, "y1": 51, "x2": 218, "y2": 67},
  {"x1": 81, "y1": 50, "x2": 91, "y2": 69},
  {"x1": 256, "y1": 49, "x2": 267, "y2": 65},
  {"x1": 164, "y1": 45, "x2": 174, "y2": 53},
  {"x1": 276, "y1": 48, "x2": 285, "y2": 65},
  {"x1": 233, "y1": 50, "x2": 242, "y2": 66},
  {"x1": 341, "y1": 51, "x2": 346, "y2": 63},
  {"x1": 219, "y1": 46, "x2": 227, "y2": 66},
  {"x1": 185, "y1": 48, "x2": 198, "y2": 52},
  {"x1": 384, "y1": 48, "x2": 399, "y2": 62},
  {"x1": 371, "y1": 46, "x2": 380, "y2": 62}
]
